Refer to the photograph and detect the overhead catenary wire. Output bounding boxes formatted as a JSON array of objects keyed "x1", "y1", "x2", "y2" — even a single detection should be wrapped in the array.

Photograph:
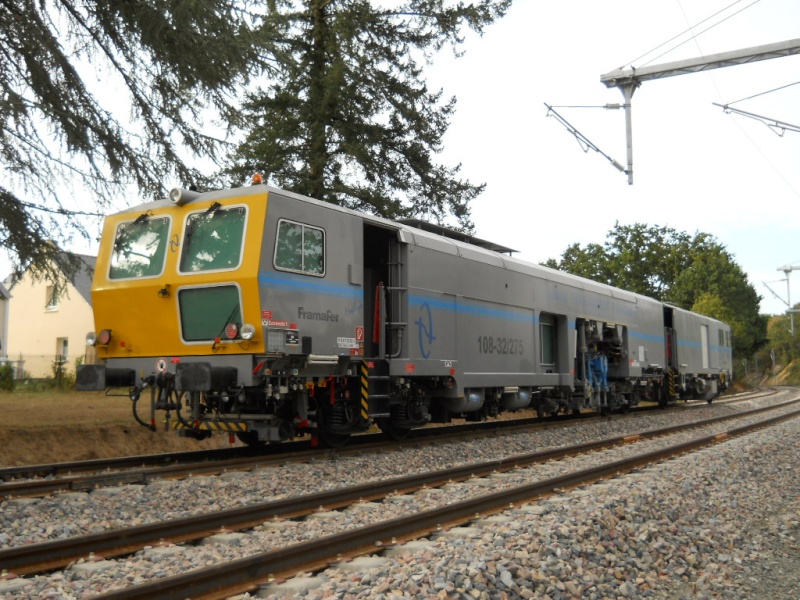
[
  {"x1": 727, "y1": 80, "x2": 800, "y2": 105},
  {"x1": 623, "y1": 0, "x2": 761, "y2": 69},
  {"x1": 549, "y1": 0, "x2": 795, "y2": 187}
]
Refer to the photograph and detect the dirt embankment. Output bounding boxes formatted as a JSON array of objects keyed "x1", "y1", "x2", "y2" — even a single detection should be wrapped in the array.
[
  {"x1": 0, "y1": 390, "x2": 230, "y2": 467},
  {"x1": 0, "y1": 425, "x2": 232, "y2": 467}
]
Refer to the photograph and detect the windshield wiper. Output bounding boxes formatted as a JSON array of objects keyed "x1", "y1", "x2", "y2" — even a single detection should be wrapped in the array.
[
  {"x1": 211, "y1": 302, "x2": 241, "y2": 349},
  {"x1": 114, "y1": 211, "x2": 152, "y2": 252},
  {"x1": 185, "y1": 202, "x2": 222, "y2": 243},
  {"x1": 132, "y1": 210, "x2": 152, "y2": 224}
]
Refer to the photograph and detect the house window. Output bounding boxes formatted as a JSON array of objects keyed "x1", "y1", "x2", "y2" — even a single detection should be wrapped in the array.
[
  {"x1": 45, "y1": 284, "x2": 58, "y2": 311},
  {"x1": 56, "y1": 337, "x2": 69, "y2": 364},
  {"x1": 274, "y1": 219, "x2": 325, "y2": 276}
]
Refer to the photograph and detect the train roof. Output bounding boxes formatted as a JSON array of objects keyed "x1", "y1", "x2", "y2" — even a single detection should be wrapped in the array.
[
  {"x1": 124, "y1": 183, "x2": 518, "y2": 253},
  {"x1": 124, "y1": 184, "x2": 665, "y2": 311},
  {"x1": 396, "y1": 218, "x2": 518, "y2": 255}
]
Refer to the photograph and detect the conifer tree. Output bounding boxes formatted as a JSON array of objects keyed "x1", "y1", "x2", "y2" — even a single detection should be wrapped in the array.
[
  {"x1": 228, "y1": 0, "x2": 511, "y2": 231},
  {"x1": 1, "y1": 0, "x2": 271, "y2": 281}
]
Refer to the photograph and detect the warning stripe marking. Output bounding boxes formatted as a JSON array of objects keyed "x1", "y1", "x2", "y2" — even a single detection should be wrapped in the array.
[
  {"x1": 172, "y1": 421, "x2": 248, "y2": 433},
  {"x1": 360, "y1": 363, "x2": 369, "y2": 420}
]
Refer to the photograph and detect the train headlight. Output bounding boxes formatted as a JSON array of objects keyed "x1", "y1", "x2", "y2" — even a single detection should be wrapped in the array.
[
  {"x1": 168, "y1": 187, "x2": 199, "y2": 206},
  {"x1": 224, "y1": 323, "x2": 239, "y2": 340},
  {"x1": 86, "y1": 331, "x2": 97, "y2": 347},
  {"x1": 98, "y1": 329, "x2": 112, "y2": 345},
  {"x1": 240, "y1": 323, "x2": 256, "y2": 340}
]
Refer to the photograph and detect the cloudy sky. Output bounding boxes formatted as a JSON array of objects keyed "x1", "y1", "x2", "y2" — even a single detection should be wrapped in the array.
[
  {"x1": 5, "y1": 0, "x2": 797, "y2": 316},
  {"x1": 427, "y1": 0, "x2": 800, "y2": 316}
]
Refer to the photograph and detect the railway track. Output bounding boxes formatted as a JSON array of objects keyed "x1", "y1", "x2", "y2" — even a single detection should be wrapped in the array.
[
  {"x1": 0, "y1": 389, "x2": 795, "y2": 589},
  {"x1": 0, "y1": 387, "x2": 775, "y2": 501}
]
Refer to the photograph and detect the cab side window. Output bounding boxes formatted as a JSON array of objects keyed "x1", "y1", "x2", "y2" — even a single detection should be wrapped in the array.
[{"x1": 274, "y1": 219, "x2": 325, "y2": 276}]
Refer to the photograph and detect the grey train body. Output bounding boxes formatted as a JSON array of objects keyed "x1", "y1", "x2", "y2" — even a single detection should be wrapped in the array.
[
  {"x1": 252, "y1": 186, "x2": 731, "y2": 439},
  {"x1": 81, "y1": 184, "x2": 734, "y2": 444}
]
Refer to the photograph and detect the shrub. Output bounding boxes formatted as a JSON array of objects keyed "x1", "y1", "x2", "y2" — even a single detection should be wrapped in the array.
[{"x1": 0, "y1": 364, "x2": 14, "y2": 391}]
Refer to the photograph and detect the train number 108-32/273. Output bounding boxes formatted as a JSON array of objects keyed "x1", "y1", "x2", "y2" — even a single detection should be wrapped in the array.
[{"x1": 477, "y1": 336, "x2": 524, "y2": 355}]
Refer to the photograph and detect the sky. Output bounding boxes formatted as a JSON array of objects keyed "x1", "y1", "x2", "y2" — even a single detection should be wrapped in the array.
[
  {"x1": 4, "y1": 0, "x2": 798, "y2": 317},
  {"x1": 425, "y1": 0, "x2": 800, "y2": 316}
]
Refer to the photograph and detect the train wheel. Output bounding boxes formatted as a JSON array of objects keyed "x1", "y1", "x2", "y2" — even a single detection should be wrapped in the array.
[
  {"x1": 317, "y1": 401, "x2": 354, "y2": 448},
  {"x1": 182, "y1": 427, "x2": 212, "y2": 441},
  {"x1": 377, "y1": 418, "x2": 411, "y2": 441},
  {"x1": 319, "y1": 428, "x2": 351, "y2": 448},
  {"x1": 235, "y1": 431, "x2": 264, "y2": 446}
]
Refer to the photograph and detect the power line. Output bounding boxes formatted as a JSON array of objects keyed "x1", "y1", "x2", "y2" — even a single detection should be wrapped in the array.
[
  {"x1": 728, "y1": 80, "x2": 800, "y2": 105},
  {"x1": 624, "y1": 0, "x2": 761, "y2": 69}
]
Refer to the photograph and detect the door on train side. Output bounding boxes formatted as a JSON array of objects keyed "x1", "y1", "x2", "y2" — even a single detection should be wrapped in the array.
[
  {"x1": 663, "y1": 306, "x2": 678, "y2": 371},
  {"x1": 363, "y1": 223, "x2": 405, "y2": 359}
]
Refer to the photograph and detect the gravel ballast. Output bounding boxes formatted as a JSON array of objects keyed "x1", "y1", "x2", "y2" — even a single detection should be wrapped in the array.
[
  {"x1": 257, "y1": 417, "x2": 799, "y2": 600},
  {"x1": 1, "y1": 392, "x2": 798, "y2": 599}
]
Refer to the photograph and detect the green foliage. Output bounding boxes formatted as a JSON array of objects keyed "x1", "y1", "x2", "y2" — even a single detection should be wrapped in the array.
[
  {"x1": 543, "y1": 243, "x2": 611, "y2": 285},
  {"x1": 761, "y1": 311, "x2": 800, "y2": 367},
  {"x1": 667, "y1": 241, "x2": 765, "y2": 357},
  {"x1": 49, "y1": 355, "x2": 76, "y2": 389},
  {"x1": 227, "y1": 0, "x2": 511, "y2": 231},
  {"x1": 51, "y1": 357, "x2": 65, "y2": 380},
  {"x1": 545, "y1": 224, "x2": 702, "y2": 298},
  {"x1": 545, "y1": 221, "x2": 766, "y2": 357},
  {"x1": 783, "y1": 359, "x2": 800, "y2": 382},
  {"x1": 0, "y1": 364, "x2": 14, "y2": 392}
]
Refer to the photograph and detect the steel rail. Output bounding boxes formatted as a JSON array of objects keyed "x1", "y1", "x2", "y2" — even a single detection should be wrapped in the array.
[
  {"x1": 0, "y1": 446, "x2": 251, "y2": 482},
  {"x1": 92, "y1": 406, "x2": 800, "y2": 600},
  {"x1": 0, "y1": 387, "x2": 779, "y2": 499},
  {"x1": 2, "y1": 395, "x2": 797, "y2": 577},
  {"x1": 0, "y1": 408, "x2": 634, "y2": 499},
  {"x1": 0, "y1": 387, "x2": 773, "y2": 487}
]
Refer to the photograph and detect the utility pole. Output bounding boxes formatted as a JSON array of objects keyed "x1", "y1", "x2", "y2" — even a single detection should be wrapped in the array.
[
  {"x1": 600, "y1": 38, "x2": 800, "y2": 184},
  {"x1": 777, "y1": 265, "x2": 799, "y2": 335}
]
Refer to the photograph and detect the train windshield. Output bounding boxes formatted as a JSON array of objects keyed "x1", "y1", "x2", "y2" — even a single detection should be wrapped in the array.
[
  {"x1": 178, "y1": 285, "x2": 242, "y2": 342},
  {"x1": 109, "y1": 215, "x2": 170, "y2": 279},
  {"x1": 180, "y1": 205, "x2": 247, "y2": 273}
]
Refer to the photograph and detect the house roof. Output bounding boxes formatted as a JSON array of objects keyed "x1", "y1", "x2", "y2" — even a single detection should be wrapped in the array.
[
  {"x1": 6, "y1": 252, "x2": 96, "y2": 307},
  {"x1": 71, "y1": 254, "x2": 96, "y2": 306}
]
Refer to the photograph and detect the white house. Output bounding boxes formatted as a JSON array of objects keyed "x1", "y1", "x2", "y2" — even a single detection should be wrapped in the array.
[{"x1": 5, "y1": 254, "x2": 96, "y2": 378}]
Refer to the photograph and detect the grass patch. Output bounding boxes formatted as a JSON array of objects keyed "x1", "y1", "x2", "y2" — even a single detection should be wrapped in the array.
[{"x1": 0, "y1": 389, "x2": 134, "y2": 428}]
